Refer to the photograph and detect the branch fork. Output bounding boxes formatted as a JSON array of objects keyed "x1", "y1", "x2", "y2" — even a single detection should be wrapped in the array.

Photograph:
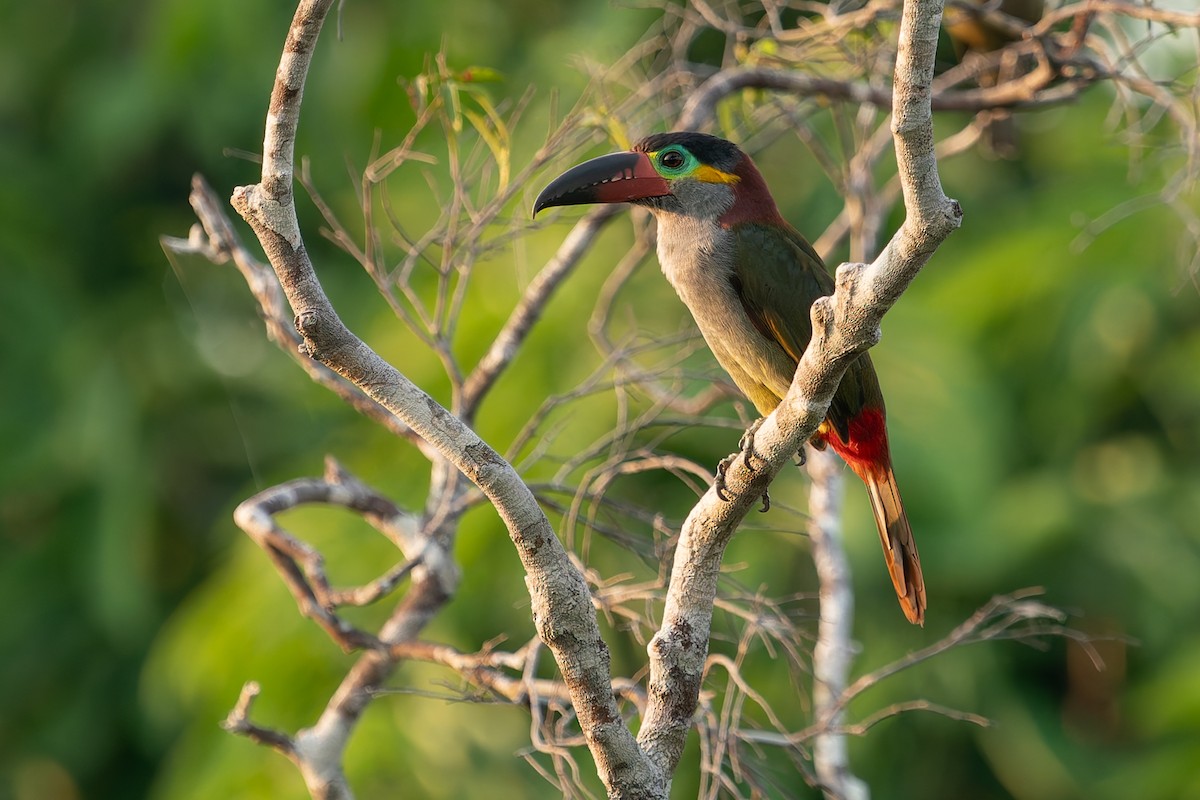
[{"x1": 169, "y1": 0, "x2": 985, "y2": 796}]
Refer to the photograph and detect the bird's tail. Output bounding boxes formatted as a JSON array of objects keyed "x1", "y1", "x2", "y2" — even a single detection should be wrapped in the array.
[{"x1": 863, "y1": 463, "x2": 926, "y2": 625}]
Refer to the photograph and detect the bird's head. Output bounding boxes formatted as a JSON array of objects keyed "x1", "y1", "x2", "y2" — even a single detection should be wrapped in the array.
[{"x1": 534, "y1": 132, "x2": 781, "y2": 225}]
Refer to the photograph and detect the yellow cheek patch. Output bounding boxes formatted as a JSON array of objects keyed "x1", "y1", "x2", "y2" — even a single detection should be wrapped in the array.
[{"x1": 694, "y1": 164, "x2": 741, "y2": 185}]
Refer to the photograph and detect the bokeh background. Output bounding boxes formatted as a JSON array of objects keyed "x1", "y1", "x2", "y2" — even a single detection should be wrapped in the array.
[{"x1": 2, "y1": 1, "x2": 1198, "y2": 798}]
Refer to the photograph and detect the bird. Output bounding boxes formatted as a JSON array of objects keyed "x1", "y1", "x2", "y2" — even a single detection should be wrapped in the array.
[
  {"x1": 944, "y1": 0, "x2": 1043, "y2": 53},
  {"x1": 943, "y1": 0, "x2": 1045, "y2": 158},
  {"x1": 533, "y1": 132, "x2": 926, "y2": 624}
]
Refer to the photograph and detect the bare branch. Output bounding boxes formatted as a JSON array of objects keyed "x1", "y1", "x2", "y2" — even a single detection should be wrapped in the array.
[
  {"x1": 222, "y1": 681, "x2": 297, "y2": 757},
  {"x1": 840, "y1": 700, "x2": 992, "y2": 737},
  {"x1": 226, "y1": 1, "x2": 659, "y2": 795},
  {"x1": 679, "y1": 44, "x2": 1081, "y2": 132},
  {"x1": 167, "y1": 0, "x2": 1199, "y2": 796},
  {"x1": 806, "y1": 448, "x2": 867, "y2": 800},
  {"x1": 162, "y1": 175, "x2": 436, "y2": 456},
  {"x1": 461, "y1": 205, "x2": 620, "y2": 415},
  {"x1": 387, "y1": 639, "x2": 647, "y2": 712},
  {"x1": 637, "y1": 0, "x2": 960, "y2": 778},
  {"x1": 825, "y1": 588, "x2": 1100, "y2": 721},
  {"x1": 1039, "y1": 1, "x2": 1200, "y2": 30},
  {"x1": 223, "y1": 680, "x2": 354, "y2": 800}
]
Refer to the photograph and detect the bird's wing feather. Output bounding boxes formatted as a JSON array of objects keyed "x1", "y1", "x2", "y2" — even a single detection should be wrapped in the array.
[
  {"x1": 729, "y1": 222, "x2": 919, "y2": 624},
  {"x1": 730, "y1": 223, "x2": 871, "y2": 441},
  {"x1": 729, "y1": 222, "x2": 829, "y2": 363}
]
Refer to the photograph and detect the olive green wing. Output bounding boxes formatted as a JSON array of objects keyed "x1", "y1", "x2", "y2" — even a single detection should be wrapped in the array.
[
  {"x1": 729, "y1": 222, "x2": 829, "y2": 360},
  {"x1": 729, "y1": 222, "x2": 880, "y2": 442}
]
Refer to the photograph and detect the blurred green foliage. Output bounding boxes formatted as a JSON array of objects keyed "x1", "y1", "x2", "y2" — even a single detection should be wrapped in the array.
[{"x1": 1, "y1": 1, "x2": 1198, "y2": 799}]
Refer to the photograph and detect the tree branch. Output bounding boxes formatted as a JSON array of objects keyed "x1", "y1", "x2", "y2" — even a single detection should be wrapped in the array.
[
  {"x1": 461, "y1": 205, "x2": 620, "y2": 416},
  {"x1": 388, "y1": 639, "x2": 647, "y2": 712},
  {"x1": 227, "y1": 1, "x2": 659, "y2": 795},
  {"x1": 159, "y1": 0, "x2": 1194, "y2": 794},
  {"x1": 807, "y1": 448, "x2": 867, "y2": 800},
  {"x1": 231, "y1": 456, "x2": 445, "y2": 651},
  {"x1": 637, "y1": 0, "x2": 960, "y2": 778},
  {"x1": 162, "y1": 175, "x2": 434, "y2": 456},
  {"x1": 222, "y1": 681, "x2": 297, "y2": 758}
]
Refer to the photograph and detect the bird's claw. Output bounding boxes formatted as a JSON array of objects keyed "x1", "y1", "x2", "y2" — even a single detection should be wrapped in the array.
[
  {"x1": 738, "y1": 417, "x2": 766, "y2": 469},
  {"x1": 713, "y1": 418, "x2": 770, "y2": 510},
  {"x1": 714, "y1": 455, "x2": 734, "y2": 502},
  {"x1": 794, "y1": 447, "x2": 807, "y2": 468}
]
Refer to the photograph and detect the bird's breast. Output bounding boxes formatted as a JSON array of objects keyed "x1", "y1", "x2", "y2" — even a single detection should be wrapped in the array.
[
  {"x1": 655, "y1": 217, "x2": 733, "y2": 301},
  {"x1": 654, "y1": 217, "x2": 795, "y2": 411}
]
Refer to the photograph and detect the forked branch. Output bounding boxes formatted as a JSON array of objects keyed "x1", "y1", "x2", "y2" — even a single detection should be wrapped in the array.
[
  {"x1": 228, "y1": 1, "x2": 657, "y2": 796},
  {"x1": 636, "y1": 0, "x2": 960, "y2": 780},
  {"x1": 156, "y1": 0, "x2": 1197, "y2": 795}
]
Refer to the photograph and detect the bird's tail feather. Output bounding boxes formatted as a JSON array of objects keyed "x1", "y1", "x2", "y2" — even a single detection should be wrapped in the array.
[{"x1": 864, "y1": 464, "x2": 926, "y2": 625}]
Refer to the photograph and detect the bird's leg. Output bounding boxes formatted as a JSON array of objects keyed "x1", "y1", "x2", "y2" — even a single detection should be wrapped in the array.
[{"x1": 714, "y1": 418, "x2": 771, "y2": 511}]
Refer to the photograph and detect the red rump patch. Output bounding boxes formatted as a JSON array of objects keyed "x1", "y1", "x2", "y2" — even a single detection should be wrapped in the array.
[{"x1": 820, "y1": 406, "x2": 891, "y2": 478}]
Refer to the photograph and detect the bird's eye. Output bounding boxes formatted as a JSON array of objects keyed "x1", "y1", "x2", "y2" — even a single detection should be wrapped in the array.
[{"x1": 660, "y1": 150, "x2": 685, "y2": 170}]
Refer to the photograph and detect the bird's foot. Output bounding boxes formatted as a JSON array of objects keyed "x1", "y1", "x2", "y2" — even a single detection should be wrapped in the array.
[
  {"x1": 738, "y1": 417, "x2": 766, "y2": 469},
  {"x1": 714, "y1": 454, "x2": 734, "y2": 502},
  {"x1": 713, "y1": 418, "x2": 770, "y2": 511},
  {"x1": 794, "y1": 447, "x2": 807, "y2": 468}
]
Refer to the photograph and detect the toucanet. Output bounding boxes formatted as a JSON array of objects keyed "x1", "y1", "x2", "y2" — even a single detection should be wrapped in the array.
[{"x1": 535, "y1": 132, "x2": 926, "y2": 624}]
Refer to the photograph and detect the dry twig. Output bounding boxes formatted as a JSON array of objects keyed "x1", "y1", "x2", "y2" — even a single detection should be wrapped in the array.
[{"x1": 161, "y1": 0, "x2": 1198, "y2": 797}]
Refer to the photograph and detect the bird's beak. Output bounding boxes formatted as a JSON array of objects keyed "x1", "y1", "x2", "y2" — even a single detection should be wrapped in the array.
[{"x1": 533, "y1": 151, "x2": 670, "y2": 216}]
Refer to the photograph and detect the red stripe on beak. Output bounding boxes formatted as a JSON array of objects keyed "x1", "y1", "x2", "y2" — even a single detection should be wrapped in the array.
[{"x1": 534, "y1": 151, "x2": 670, "y2": 215}]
